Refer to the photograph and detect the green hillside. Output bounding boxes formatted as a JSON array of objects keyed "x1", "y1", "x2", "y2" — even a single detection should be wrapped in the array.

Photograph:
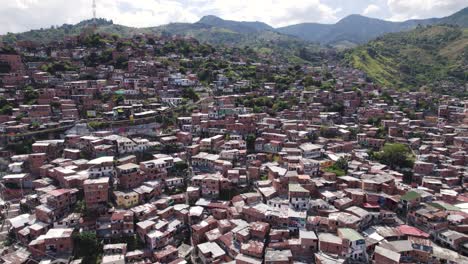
[
  {"x1": 0, "y1": 19, "x2": 134, "y2": 43},
  {"x1": 345, "y1": 25, "x2": 468, "y2": 96},
  {"x1": 0, "y1": 18, "x2": 326, "y2": 65}
]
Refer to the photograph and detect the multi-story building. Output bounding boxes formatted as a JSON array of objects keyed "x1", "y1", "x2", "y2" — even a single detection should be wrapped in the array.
[{"x1": 84, "y1": 177, "x2": 110, "y2": 209}]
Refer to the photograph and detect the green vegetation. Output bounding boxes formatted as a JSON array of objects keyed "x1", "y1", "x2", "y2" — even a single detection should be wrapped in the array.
[
  {"x1": 73, "y1": 200, "x2": 90, "y2": 217},
  {"x1": 0, "y1": 97, "x2": 13, "y2": 115},
  {"x1": 0, "y1": 46, "x2": 17, "y2": 55},
  {"x1": 23, "y1": 86, "x2": 39, "y2": 105},
  {"x1": 1, "y1": 19, "x2": 114, "y2": 44},
  {"x1": 88, "y1": 121, "x2": 107, "y2": 129},
  {"x1": 371, "y1": 143, "x2": 415, "y2": 170},
  {"x1": 324, "y1": 167, "x2": 346, "y2": 176},
  {"x1": 245, "y1": 134, "x2": 256, "y2": 153},
  {"x1": 113, "y1": 94, "x2": 125, "y2": 105},
  {"x1": 72, "y1": 231, "x2": 101, "y2": 264},
  {"x1": 320, "y1": 126, "x2": 339, "y2": 138},
  {"x1": 239, "y1": 95, "x2": 299, "y2": 115},
  {"x1": 114, "y1": 55, "x2": 129, "y2": 69},
  {"x1": 7, "y1": 138, "x2": 34, "y2": 154},
  {"x1": 324, "y1": 157, "x2": 348, "y2": 176},
  {"x1": 181, "y1": 88, "x2": 199, "y2": 102},
  {"x1": 400, "y1": 190, "x2": 421, "y2": 202},
  {"x1": 345, "y1": 25, "x2": 468, "y2": 96},
  {"x1": 1, "y1": 17, "x2": 325, "y2": 65},
  {"x1": 50, "y1": 101, "x2": 61, "y2": 109},
  {"x1": 84, "y1": 49, "x2": 113, "y2": 66},
  {"x1": 170, "y1": 161, "x2": 189, "y2": 177},
  {"x1": 40, "y1": 61, "x2": 77, "y2": 74},
  {"x1": 82, "y1": 33, "x2": 107, "y2": 47},
  {"x1": 3, "y1": 231, "x2": 16, "y2": 247}
]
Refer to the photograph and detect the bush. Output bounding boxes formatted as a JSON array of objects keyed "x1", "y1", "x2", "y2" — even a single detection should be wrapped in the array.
[
  {"x1": 73, "y1": 231, "x2": 101, "y2": 263},
  {"x1": 324, "y1": 157, "x2": 348, "y2": 177},
  {"x1": 373, "y1": 143, "x2": 414, "y2": 169},
  {"x1": 182, "y1": 88, "x2": 199, "y2": 102},
  {"x1": 324, "y1": 167, "x2": 346, "y2": 177}
]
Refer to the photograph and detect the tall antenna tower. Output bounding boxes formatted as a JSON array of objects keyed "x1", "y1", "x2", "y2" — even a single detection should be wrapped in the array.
[{"x1": 92, "y1": 0, "x2": 97, "y2": 25}]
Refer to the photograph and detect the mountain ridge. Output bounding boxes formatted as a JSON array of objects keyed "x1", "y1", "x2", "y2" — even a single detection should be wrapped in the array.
[
  {"x1": 277, "y1": 7, "x2": 467, "y2": 45},
  {"x1": 1, "y1": 6, "x2": 466, "y2": 46}
]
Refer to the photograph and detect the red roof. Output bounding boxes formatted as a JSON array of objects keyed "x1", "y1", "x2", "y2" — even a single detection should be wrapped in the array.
[
  {"x1": 49, "y1": 189, "x2": 68, "y2": 196},
  {"x1": 111, "y1": 211, "x2": 125, "y2": 221},
  {"x1": 397, "y1": 225, "x2": 429, "y2": 238},
  {"x1": 363, "y1": 202, "x2": 380, "y2": 208},
  {"x1": 457, "y1": 194, "x2": 468, "y2": 203}
]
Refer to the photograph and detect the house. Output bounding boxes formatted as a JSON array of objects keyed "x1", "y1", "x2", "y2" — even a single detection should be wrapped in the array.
[
  {"x1": 116, "y1": 163, "x2": 144, "y2": 189},
  {"x1": 288, "y1": 184, "x2": 310, "y2": 211},
  {"x1": 197, "y1": 241, "x2": 226, "y2": 264},
  {"x1": 299, "y1": 143, "x2": 322, "y2": 159},
  {"x1": 28, "y1": 228, "x2": 74, "y2": 258},
  {"x1": 113, "y1": 190, "x2": 139, "y2": 208},
  {"x1": 338, "y1": 228, "x2": 367, "y2": 262},
  {"x1": 373, "y1": 245, "x2": 400, "y2": 264},
  {"x1": 84, "y1": 177, "x2": 110, "y2": 209},
  {"x1": 437, "y1": 230, "x2": 468, "y2": 251}
]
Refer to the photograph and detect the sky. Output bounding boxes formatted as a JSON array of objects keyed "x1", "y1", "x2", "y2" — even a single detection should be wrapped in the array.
[{"x1": 0, "y1": 0, "x2": 466, "y2": 34}]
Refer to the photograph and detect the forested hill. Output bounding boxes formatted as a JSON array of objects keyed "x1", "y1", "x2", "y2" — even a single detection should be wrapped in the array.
[
  {"x1": 0, "y1": 18, "x2": 328, "y2": 65},
  {"x1": 2, "y1": 6, "x2": 467, "y2": 47},
  {"x1": 344, "y1": 25, "x2": 468, "y2": 96}
]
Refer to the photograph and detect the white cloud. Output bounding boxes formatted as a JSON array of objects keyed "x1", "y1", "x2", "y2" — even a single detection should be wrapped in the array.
[
  {"x1": 363, "y1": 4, "x2": 380, "y2": 16},
  {"x1": 198, "y1": 0, "x2": 341, "y2": 27},
  {"x1": 0, "y1": 0, "x2": 340, "y2": 34},
  {"x1": 387, "y1": 0, "x2": 466, "y2": 21},
  {"x1": 0, "y1": 0, "x2": 466, "y2": 34}
]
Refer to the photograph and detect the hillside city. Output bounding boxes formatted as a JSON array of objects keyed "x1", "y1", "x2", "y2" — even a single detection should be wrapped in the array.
[{"x1": 0, "y1": 15, "x2": 467, "y2": 264}]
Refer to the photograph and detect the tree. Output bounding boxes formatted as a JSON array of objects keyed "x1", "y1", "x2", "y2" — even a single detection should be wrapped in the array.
[
  {"x1": 73, "y1": 231, "x2": 101, "y2": 263},
  {"x1": 182, "y1": 88, "x2": 199, "y2": 102},
  {"x1": 334, "y1": 157, "x2": 349, "y2": 172},
  {"x1": 24, "y1": 87, "x2": 39, "y2": 104},
  {"x1": 374, "y1": 143, "x2": 414, "y2": 170},
  {"x1": 307, "y1": 132, "x2": 318, "y2": 143},
  {"x1": 324, "y1": 157, "x2": 349, "y2": 176},
  {"x1": 272, "y1": 100, "x2": 289, "y2": 112},
  {"x1": 245, "y1": 134, "x2": 256, "y2": 153},
  {"x1": 41, "y1": 61, "x2": 76, "y2": 74},
  {"x1": 82, "y1": 34, "x2": 106, "y2": 48},
  {"x1": 171, "y1": 161, "x2": 188, "y2": 176},
  {"x1": 0, "y1": 96, "x2": 13, "y2": 115},
  {"x1": 303, "y1": 76, "x2": 321, "y2": 87},
  {"x1": 115, "y1": 56, "x2": 128, "y2": 69},
  {"x1": 327, "y1": 102, "x2": 344, "y2": 114},
  {"x1": 113, "y1": 94, "x2": 125, "y2": 105},
  {"x1": 320, "y1": 126, "x2": 338, "y2": 138},
  {"x1": 50, "y1": 101, "x2": 61, "y2": 109},
  {"x1": 73, "y1": 200, "x2": 89, "y2": 216}
]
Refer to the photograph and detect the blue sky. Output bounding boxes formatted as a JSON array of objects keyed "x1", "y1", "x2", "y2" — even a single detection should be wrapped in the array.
[{"x1": 0, "y1": 0, "x2": 466, "y2": 34}]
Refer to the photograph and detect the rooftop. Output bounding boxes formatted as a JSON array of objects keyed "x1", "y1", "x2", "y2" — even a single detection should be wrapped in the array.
[{"x1": 338, "y1": 228, "x2": 364, "y2": 241}]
